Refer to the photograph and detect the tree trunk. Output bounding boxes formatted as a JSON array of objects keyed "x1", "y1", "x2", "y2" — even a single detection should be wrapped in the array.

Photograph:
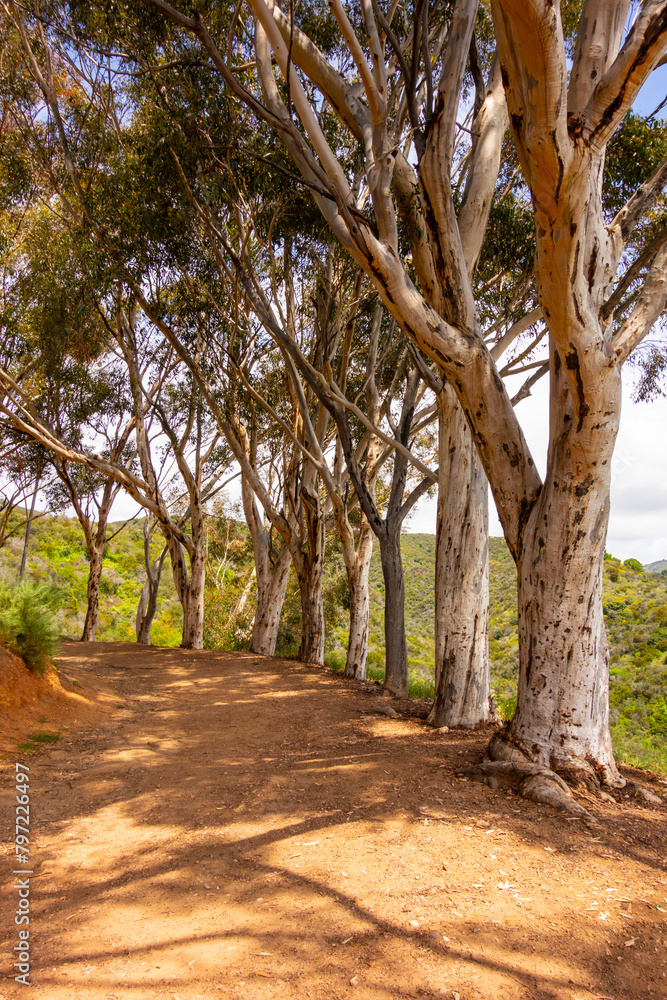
[
  {"x1": 241, "y1": 472, "x2": 292, "y2": 657},
  {"x1": 379, "y1": 524, "x2": 408, "y2": 698},
  {"x1": 343, "y1": 519, "x2": 373, "y2": 679},
  {"x1": 81, "y1": 545, "x2": 104, "y2": 642},
  {"x1": 295, "y1": 488, "x2": 325, "y2": 665},
  {"x1": 251, "y1": 545, "x2": 291, "y2": 655},
  {"x1": 429, "y1": 387, "x2": 491, "y2": 727},
  {"x1": 79, "y1": 479, "x2": 119, "y2": 643},
  {"x1": 136, "y1": 543, "x2": 167, "y2": 645},
  {"x1": 495, "y1": 363, "x2": 623, "y2": 788},
  {"x1": 180, "y1": 543, "x2": 205, "y2": 649},
  {"x1": 19, "y1": 478, "x2": 39, "y2": 579},
  {"x1": 298, "y1": 558, "x2": 325, "y2": 664}
]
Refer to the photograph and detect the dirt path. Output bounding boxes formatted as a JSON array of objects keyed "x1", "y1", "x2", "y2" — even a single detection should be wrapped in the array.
[{"x1": 1, "y1": 641, "x2": 666, "y2": 1000}]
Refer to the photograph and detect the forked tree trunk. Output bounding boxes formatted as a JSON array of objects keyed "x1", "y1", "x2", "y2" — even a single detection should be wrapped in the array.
[
  {"x1": 429, "y1": 387, "x2": 491, "y2": 727},
  {"x1": 164, "y1": 528, "x2": 206, "y2": 651},
  {"x1": 135, "y1": 579, "x2": 156, "y2": 645},
  {"x1": 136, "y1": 542, "x2": 167, "y2": 645},
  {"x1": 79, "y1": 479, "x2": 119, "y2": 643},
  {"x1": 252, "y1": 545, "x2": 291, "y2": 655},
  {"x1": 241, "y1": 474, "x2": 292, "y2": 657},
  {"x1": 343, "y1": 519, "x2": 373, "y2": 679},
  {"x1": 379, "y1": 525, "x2": 408, "y2": 697},
  {"x1": 497, "y1": 362, "x2": 623, "y2": 787}
]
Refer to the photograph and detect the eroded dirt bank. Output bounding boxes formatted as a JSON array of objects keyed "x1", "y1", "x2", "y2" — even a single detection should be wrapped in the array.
[{"x1": 1, "y1": 641, "x2": 666, "y2": 999}]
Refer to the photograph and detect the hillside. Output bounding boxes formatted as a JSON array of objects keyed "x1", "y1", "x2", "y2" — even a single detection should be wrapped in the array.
[
  {"x1": 2, "y1": 513, "x2": 665, "y2": 772},
  {"x1": 647, "y1": 558, "x2": 667, "y2": 573},
  {"x1": 0, "y1": 512, "x2": 183, "y2": 646}
]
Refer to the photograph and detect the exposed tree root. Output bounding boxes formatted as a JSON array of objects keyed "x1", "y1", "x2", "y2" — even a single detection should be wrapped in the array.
[
  {"x1": 459, "y1": 730, "x2": 665, "y2": 817},
  {"x1": 488, "y1": 728, "x2": 625, "y2": 791},
  {"x1": 456, "y1": 759, "x2": 596, "y2": 821},
  {"x1": 624, "y1": 780, "x2": 665, "y2": 808}
]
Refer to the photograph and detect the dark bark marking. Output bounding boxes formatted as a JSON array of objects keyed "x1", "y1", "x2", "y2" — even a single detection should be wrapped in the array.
[
  {"x1": 511, "y1": 112, "x2": 524, "y2": 140},
  {"x1": 552, "y1": 131, "x2": 564, "y2": 201},
  {"x1": 565, "y1": 344, "x2": 590, "y2": 431},
  {"x1": 571, "y1": 240, "x2": 580, "y2": 288},
  {"x1": 587, "y1": 238, "x2": 599, "y2": 293},
  {"x1": 502, "y1": 441, "x2": 520, "y2": 468}
]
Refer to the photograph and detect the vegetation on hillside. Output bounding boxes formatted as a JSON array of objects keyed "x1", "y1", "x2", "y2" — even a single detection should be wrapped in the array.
[
  {"x1": 2, "y1": 511, "x2": 665, "y2": 772},
  {"x1": 0, "y1": 580, "x2": 61, "y2": 673},
  {"x1": 0, "y1": 511, "x2": 183, "y2": 646}
]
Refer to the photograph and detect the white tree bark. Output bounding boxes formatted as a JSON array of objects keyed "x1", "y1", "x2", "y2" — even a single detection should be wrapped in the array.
[
  {"x1": 241, "y1": 473, "x2": 291, "y2": 656},
  {"x1": 429, "y1": 385, "x2": 491, "y2": 728},
  {"x1": 342, "y1": 516, "x2": 374, "y2": 680}
]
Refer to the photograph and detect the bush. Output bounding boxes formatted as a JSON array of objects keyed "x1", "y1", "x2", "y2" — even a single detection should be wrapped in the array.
[{"x1": 0, "y1": 581, "x2": 62, "y2": 673}]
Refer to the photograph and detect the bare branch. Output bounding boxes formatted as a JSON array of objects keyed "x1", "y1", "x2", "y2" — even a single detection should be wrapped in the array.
[
  {"x1": 602, "y1": 225, "x2": 667, "y2": 323},
  {"x1": 612, "y1": 242, "x2": 667, "y2": 361},
  {"x1": 610, "y1": 155, "x2": 667, "y2": 244},
  {"x1": 577, "y1": 0, "x2": 667, "y2": 151}
]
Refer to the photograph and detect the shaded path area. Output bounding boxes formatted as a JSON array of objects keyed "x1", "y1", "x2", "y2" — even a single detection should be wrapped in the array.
[{"x1": 1, "y1": 641, "x2": 666, "y2": 999}]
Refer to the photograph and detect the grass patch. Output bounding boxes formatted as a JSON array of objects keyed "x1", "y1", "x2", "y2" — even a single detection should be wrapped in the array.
[{"x1": 18, "y1": 731, "x2": 61, "y2": 752}]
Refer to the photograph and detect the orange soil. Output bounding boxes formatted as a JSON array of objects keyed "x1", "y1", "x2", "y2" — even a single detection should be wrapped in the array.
[{"x1": 0, "y1": 640, "x2": 666, "y2": 1000}]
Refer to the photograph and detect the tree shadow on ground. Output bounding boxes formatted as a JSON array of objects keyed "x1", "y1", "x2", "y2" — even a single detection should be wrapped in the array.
[{"x1": 1, "y1": 641, "x2": 665, "y2": 1000}]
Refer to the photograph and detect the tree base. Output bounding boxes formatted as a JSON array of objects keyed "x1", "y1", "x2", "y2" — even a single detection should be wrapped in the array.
[
  {"x1": 488, "y1": 728, "x2": 626, "y2": 790},
  {"x1": 454, "y1": 727, "x2": 635, "y2": 822},
  {"x1": 457, "y1": 757, "x2": 597, "y2": 821}
]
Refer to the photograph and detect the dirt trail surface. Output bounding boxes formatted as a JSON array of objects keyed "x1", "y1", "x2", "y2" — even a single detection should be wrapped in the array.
[{"x1": 1, "y1": 641, "x2": 666, "y2": 1000}]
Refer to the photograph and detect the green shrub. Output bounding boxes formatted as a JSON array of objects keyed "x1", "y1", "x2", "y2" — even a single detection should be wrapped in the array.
[
  {"x1": 0, "y1": 581, "x2": 62, "y2": 674},
  {"x1": 325, "y1": 649, "x2": 346, "y2": 672},
  {"x1": 496, "y1": 693, "x2": 517, "y2": 721}
]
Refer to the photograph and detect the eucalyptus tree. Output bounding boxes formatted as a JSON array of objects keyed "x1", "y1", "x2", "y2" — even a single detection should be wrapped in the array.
[
  {"x1": 0, "y1": 286, "x2": 233, "y2": 648},
  {"x1": 144, "y1": 0, "x2": 667, "y2": 793},
  {"x1": 0, "y1": 190, "x2": 139, "y2": 639},
  {"x1": 38, "y1": 360, "x2": 136, "y2": 642},
  {"x1": 112, "y1": 300, "x2": 234, "y2": 648},
  {"x1": 135, "y1": 513, "x2": 169, "y2": 645},
  {"x1": 225, "y1": 234, "x2": 439, "y2": 688}
]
